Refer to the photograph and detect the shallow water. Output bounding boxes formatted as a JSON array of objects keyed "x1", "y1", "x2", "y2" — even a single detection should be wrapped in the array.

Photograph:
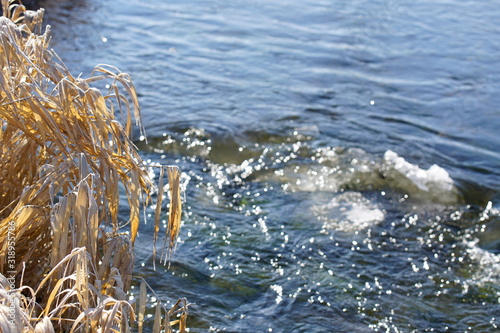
[{"x1": 41, "y1": 0, "x2": 499, "y2": 331}]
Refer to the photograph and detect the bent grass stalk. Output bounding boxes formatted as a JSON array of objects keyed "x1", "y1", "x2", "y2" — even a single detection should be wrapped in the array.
[{"x1": 0, "y1": 1, "x2": 187, "y2": 331}]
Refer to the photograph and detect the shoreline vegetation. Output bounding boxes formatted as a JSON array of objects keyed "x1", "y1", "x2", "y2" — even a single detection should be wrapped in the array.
[
  {"x1": 0, "y1": 1, "x2": 187, "y2": 331},
  {"x1": 0, "y1": 0, "x2": 37, "y2": 16}
]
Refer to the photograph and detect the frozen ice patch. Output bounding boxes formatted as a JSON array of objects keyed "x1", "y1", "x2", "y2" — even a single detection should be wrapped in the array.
[{"x1": 384, "y1": 150, "x2": 454, "y2": 192}]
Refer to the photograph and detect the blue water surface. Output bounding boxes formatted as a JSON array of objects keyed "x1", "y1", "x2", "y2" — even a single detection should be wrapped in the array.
[{"x1": 42, "y1": 0, "x2": 500, "y2": 331}]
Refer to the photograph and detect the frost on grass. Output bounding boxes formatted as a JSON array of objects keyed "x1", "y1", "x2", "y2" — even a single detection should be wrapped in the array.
[{"x1": 0, "y1": 1, "x2": 185, "y2": 331}]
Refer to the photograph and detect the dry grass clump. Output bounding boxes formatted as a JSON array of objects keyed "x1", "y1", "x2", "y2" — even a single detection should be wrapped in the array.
[{"x1": 0, "y1": 0, "x2": 186, "y2": 331}]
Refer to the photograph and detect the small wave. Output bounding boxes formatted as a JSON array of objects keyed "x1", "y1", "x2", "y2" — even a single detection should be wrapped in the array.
[{"x1": 273, "y1": 146, "x2": 461, "y2": 205}]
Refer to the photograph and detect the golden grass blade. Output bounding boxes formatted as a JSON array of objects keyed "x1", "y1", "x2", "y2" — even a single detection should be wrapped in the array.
[
  {"x1": 110, "y1": 83, "x2": 130, "y2": 135},
  {"x1": 179, "y1": 311, "x2": 187, "y2": 333},
  {"x1": 164, "y1": 166, "x2": 182, "y2": 263},
  {"x1": 153, "y1": 166, "x2": 165, "y2": 268},
  {"x1": 164, "y1": 311, "x2": 172, "y2": 333},
  {"x1": 87, "y1": 183, "x2": 99, "y2": 263},
  {"x1": 55, "y1": 194, "x2": 73, "y2": 269},
  {"x1": 153, "y1": 302, "x2": 161, "y2": 333},
  {"x1": 128, "y1": 168, "x2": 140, "y2": 245},
  {"x1": 104, "y1": 163, "x2": 119, "y2": 228},
  {"x1": 41, "y1": 276, "x2": 72, "y2": 317},
  {"x1": 78, "y1": 153, "x2": 91, "y2": 180},
  {"x1": 138, "y1": 279, "x2": 147, "y2": 333},
  {"x1": 50, "y1": 197, "x2": 64, "y2": 267},
  {"x1": 1, "y1": 0, "x2": 8, "y2": 17},
  {"x1": 102, "y1": 302, "x2": 120, "y2": 333},
  {"x1": 166, "y1": 297, "x2": 189, "y2": 331},
  {"x1": 77, "y1": 247, "x2": 90, "y2": 311},
  {"x1": 74, "y1": 180, "x2": 90, "y2": 250},
  {"x1": 89, "y1": 64, "x2": 145, "y2": 139}
]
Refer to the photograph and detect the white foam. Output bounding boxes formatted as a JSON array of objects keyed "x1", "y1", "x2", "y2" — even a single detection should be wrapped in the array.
[
  {"x1": 270, "y1": 284, "x2": 283, "y2": 304},
  {"x1": 313, "y1": 192, "x2": 385, "y2": 232},
  {"x1": 384, "y1": 150, "x2": 454, "y2": 192},
  {"x1": 464, "y1": 240, "x2": 500, "y2": 287},
  {"x1": 345, "y1": 203, "x2": 385, "y2": 227}
]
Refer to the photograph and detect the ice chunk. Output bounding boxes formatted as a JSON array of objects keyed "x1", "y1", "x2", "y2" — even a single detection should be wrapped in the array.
[{"x1": 384, "y1": 150, "x2": 454, "y2": 192}]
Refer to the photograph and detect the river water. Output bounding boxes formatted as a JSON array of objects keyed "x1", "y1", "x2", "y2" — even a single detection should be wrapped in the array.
[{"x1": 41, "y1": 0, "x2": 499, "y2": 331}]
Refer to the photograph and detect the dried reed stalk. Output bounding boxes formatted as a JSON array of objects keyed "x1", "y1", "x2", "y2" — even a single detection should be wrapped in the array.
[{"x1": 0, "y1": 1, "x2": 186, "y2": 331}]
